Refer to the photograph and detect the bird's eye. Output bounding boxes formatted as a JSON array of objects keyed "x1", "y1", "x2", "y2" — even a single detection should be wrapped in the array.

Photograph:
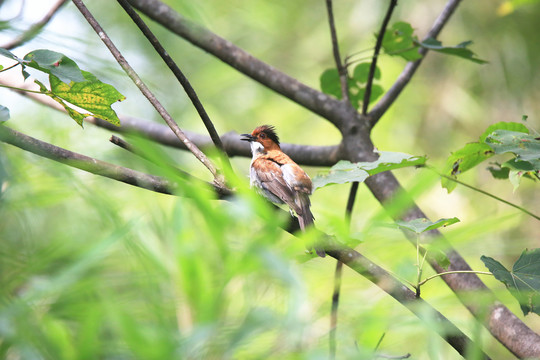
[{"x1": 260, "y1": 133, "x2": 266, "y2": 139}]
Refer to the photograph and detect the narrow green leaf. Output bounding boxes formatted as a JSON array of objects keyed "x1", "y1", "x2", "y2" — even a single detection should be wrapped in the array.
[
  {"x1": 319, "y1": 68, "x2": 342, "y2": 99},
  {"x1": 395, "y1": 217, "x2": 460, "y2": 234},
  {"x1": 441, "y1": 142, "x2": 494, "y2": 193},
  {"x1": 50, "y1": 71, "x2": 125, "y2": 126},
  {"x1": 23, "y1": 49, "x2": 85, "y2": 83},
  {"x1": 481, "y1": 249, "x2": 540, "y2": 316},
  {"x1": 0, "y1": 105, "x2": 9, "y2": 122},
  {"x1": 417, "y1": 38, "x2": 488, "y2": 64},
  {"x1": 314, "y1": 152, "x2": 426, "y2": 189}
]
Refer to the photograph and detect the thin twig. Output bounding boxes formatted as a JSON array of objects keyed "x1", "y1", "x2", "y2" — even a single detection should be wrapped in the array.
[
  {"x1": 438, "y1": 172, "x2": 540, "y2": 221},
  {"x1": 2, "y1": 0, "x2": 69, "y2": 50},
  {"x1": 362, "y1": 0, "x2": 397, "y2": 115},
  {"x1": 115, "y1": 0, "x2": 233, "y2": 174},
  {"x1": 329, "y1": 181, "x2": 359, "y2": 359},
  {"x1": 368, "y1": 0, "x2": 462, "y2": 125},
  {"x1": 417, "y1": 270, "x2": 493, "y2": 287},
  {"x1": 71, "y1": 0, "x2": 225, "y2": 187},
  {"x1": 325, "y1": 0, "x2": 350, "y2": 103}
]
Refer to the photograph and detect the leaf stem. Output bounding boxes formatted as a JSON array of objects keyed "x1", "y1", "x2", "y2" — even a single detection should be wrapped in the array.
[
  {"x1": 417, "y1": 270, "x2": 492, "y2": 287},
  {"x1": 0, "y1": 83, "x2": 43, "y2": 94}
]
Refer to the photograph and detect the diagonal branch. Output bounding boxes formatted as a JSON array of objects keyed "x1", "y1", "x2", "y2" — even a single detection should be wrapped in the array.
[
  {"x1": 71, "y1": 0, "x2": 225, "y2": 187},
  {"x1": 362, "y1": 0, "x2": 397, "y2": 115},
  {"x1": 115, "y1": 0, "x2": 233, "y2": 173},
  {"x1": 126, "y1": 0, "x2": 355, "y2": 131},
  {"x1": 0, "y1": 125, "x2": 231, "y2": 198},
  {"x1": 325, "y1": 0, "x2": 350, "y2": 103},
  {"x1": 368, "y1": 0, "x2": 462, "y2": 125},
  {"x1": 1, "y1": 0, "x2": 69, "y2": 50}
]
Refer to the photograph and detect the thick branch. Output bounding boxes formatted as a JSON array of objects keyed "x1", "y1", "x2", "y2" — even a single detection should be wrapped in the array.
[
  {"x1": 368, "y1": 0, "x2": 462, "y2": 126},
  {"x1": 126, "y1": 0, "x2": 355, "y2": 131},
  {"x1": 2, "y1": 0, "x2": 69, "y2": 50},
  {"x1": 325, "y1": 243, "x2": 484, "y2": 358}
]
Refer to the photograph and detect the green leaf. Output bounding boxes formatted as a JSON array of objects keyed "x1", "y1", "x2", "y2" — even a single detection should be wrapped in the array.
[
  {"x1": 313, "y1": 152, "x2": 426, "y2": 189},
  {"x1": 479, "y1": 121, "x2": 529, "y2": 142},
  {"x1": 481, "y1": 249, "x2": 540, "y2": 316},
  {"x1": 49, "y1": 71, "x2": 125, "y2": 126},
  {"x1": 487, "y1": 163, "x2": 510, "y2": 179},
  {"x1": 485, "y1": 130, "x2": 540, "y2": 162},
  {"x1": 502, "y1": 158, "x2": 538, "y2": 191},
  {"x1": 441, "y1": 142, "x2": 494, "y2": 192},
  {"x1": 423, "y1": 243, "x2": 451, "y2": 269},
  {"x1": 352, "y1": 62, "x2": 380, "y2": 84},
  {"x1": 0, "y1": 47, "x2": 19, "y2": 61},
  {"x1": 319, "y1": 68, "x2": 342, "y2": 99},
  {"x1": 395, "y1": 217, "x2": 460, "y2": 234},
  {"x1": 23, "y1": 49, "x2": 85, "y2": 83},
  {"x1": 381, "y1": 22, "x2": 422, "y2": 61},
  {"x1": 0, "y1": 105, "x2": 9, "y2": 122},
  {"x1": 417, "y1": 38, "x2": 488, "y2": 64}
]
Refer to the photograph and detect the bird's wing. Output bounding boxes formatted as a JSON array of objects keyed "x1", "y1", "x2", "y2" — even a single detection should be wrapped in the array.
[{"x1": 252, "y1": 157, "x2": 301, "y2": 213}]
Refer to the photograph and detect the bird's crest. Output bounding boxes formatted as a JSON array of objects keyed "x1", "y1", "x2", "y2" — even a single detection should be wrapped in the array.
[{"x1": 253, "y1": 125, "x2": 280, "y2": 146}]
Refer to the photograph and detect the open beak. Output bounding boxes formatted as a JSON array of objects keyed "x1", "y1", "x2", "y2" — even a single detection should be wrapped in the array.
[{"x1": 241, "y1": 133, "x2": 255, "y2": 142}]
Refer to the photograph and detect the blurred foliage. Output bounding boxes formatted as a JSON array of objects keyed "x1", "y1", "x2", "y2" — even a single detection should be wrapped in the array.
[{"x1": 1, "y1": 0, "x2": 539, "y2": 359}]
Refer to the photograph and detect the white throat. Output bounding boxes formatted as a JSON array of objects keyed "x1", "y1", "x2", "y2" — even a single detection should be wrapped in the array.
[{"x1": 249, "y1": 141, "x2": 264, "y2": 158}]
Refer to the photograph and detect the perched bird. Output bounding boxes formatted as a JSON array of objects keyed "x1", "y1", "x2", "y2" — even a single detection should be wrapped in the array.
[{"x1": 241, "y1": 125, "x2": 325, "y2": 257}]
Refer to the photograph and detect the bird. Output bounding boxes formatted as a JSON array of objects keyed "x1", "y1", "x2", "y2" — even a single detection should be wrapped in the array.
[{"x1": 241, "y1": 125, "x2": 325, "y2": 257}]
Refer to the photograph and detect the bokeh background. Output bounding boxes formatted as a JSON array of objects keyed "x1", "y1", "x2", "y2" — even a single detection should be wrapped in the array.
[{"x1": 1, "y1": 0, "x2": 539, "y2": 358}]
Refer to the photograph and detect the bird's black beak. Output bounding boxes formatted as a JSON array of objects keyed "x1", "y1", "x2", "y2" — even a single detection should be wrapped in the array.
[{"x1": 241, "y1": 133, "x2": 255, "y2": 142}]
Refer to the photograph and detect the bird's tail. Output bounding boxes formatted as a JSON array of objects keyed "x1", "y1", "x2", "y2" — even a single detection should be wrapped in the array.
[{"x1": 297, "y1": 195, "x2": 325, "y2": 257}]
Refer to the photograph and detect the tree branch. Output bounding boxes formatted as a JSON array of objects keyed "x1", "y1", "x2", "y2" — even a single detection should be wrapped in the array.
[
  {"x1": 71, "y1": 0, "x2": 225, "y2": 187},
  {"x1": 362, "y1": 0, "x2": 397, "y2": 115},
  {"x1": 1, "y1": 0, "x2": 69, "y2": 50},
  {"x1": 368, "y1": 0, "x2": 462, "y2": 126},
  {"x1": 325, "y1": 242, "x2": 486, "y2": 359},
  {"x1": 126, "y1": 0, "x2": 355, "y2": 131},
  {"x1": 325, "y1": 0, "x2": 350, "y2": 103},
  {"x1": 115, "y1": 0, "x2": 233, "y2": 173}
]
